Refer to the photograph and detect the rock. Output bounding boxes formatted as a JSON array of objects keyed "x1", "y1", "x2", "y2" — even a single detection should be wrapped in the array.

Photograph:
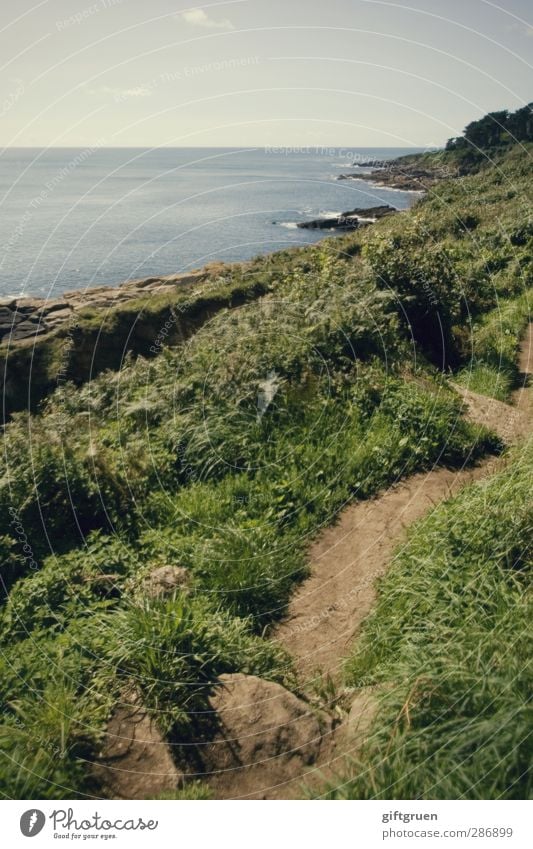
[
  {"x1": 41, "y1": 308, "x2": 73, "y2": 324},
  {"x1": 92, "y1": 690, "x2": 183, "y2": 800},
  {"x1": 1, "y1": 267, "x2": 219, "y2": 351},
  {"x1": 120, "y1": 270, "x2": 208, "y2": 290},
  {"x1": 297, "y1": 205, "x2": 397, "y2": 230},
  {"x1": 200, "y1": 673, "x2": 325, "y2": 799},
  {"x1": 337, "y1": 686, "x2": 380, "y2": 747},
  {"x1": 9, "y1": 321, "x2": 47, "y2": 340},
  {"x1": 352, "y1": 159, "x2": 388, "y2": 167},
  {"x1": 144, "y1": 565, "x2": 189, "y2": 598},
  {"x1": 14, "y1": 299, "x2": 46, "y2": 313}
]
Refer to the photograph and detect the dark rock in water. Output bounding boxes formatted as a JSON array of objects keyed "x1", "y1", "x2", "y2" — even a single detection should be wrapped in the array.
[
  {"x1": 336, "y1": 172, "x2": 360, "y2": 180},
  {"x1": 351, "y1": 159, "x2": 388, "y2": 168},
  {"x1": 297, "y1": 205, "x2": 397, "y2": 230}
]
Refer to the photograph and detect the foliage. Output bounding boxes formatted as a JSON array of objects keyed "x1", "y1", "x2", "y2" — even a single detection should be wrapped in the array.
[
  {"x1": 323, "y1": 439, "x2": 533, "y2": 800},
  {"x1": 0, "y1": 139, "x2": 530, "y2": 799},
  {"x1": 446, "y1": 102, "x2": 533, "y2": 152}
]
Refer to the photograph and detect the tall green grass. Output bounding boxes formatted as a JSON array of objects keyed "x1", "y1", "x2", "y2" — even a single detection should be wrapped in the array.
[
  {"x1": 0, "y1": 142, "x2": 531, "y2": 799},
  {"x1": 323, "y1": 438, "x2": 532, "y2": 799},
  {"x1": 455, "y1": 291, "x2": 531, "y2": 400}
]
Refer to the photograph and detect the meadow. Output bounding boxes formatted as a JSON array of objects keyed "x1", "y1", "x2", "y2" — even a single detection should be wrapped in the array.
[{"x1": 0, "y1": 140, "x2": 531, "y2": 798}]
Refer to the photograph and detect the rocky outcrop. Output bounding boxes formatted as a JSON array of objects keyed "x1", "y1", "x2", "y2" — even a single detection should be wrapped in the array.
[
  {"x1": 200, "y1": 673, "x2": 327, "y2": 799},
  {"x1": 337, "y1": 161, "x2": 457, "y2": 192},
  {"x1": 0, "y1": 261, "x2": 268, "y2": 420},
  {"x1": 297, "y1": 205, "x2": 397, "y2": 230},
  {"x1": 0, "y1": 269, "x2": 211, "y2": 346},
  {"x1": 351, "y1": 159, "x2": 389, "y2": 168}
]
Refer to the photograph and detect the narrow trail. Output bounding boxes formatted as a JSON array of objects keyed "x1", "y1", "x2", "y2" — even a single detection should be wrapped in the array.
[
  {"x1": 274, "y1": 324, "x2": 532, "y2": 685},
  {"x1": 255, "y1": 324, "x2": 532, "y2": 799},
  {"x1": 96, "y1": 327, "x2": 532, "y2": 801}
]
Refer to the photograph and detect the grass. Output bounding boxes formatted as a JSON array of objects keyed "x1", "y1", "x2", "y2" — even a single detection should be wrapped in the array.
[
  {"x1": 0, "y1": 140, "x2": 531, "y2": 798},
  {"x1": 322, "y1": 438, "x2": 532, "y2": 800},
  {"x1": 455, "y1": 291, "x2": 531, "y2": 400}
]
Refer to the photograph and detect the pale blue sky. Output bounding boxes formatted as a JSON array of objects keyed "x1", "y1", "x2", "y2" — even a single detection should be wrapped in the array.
[{"x1": 1, "y1": 0, "x2": 532, "y2": 147}]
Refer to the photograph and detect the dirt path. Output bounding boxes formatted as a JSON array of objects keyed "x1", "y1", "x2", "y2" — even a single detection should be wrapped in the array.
[
  {"x1": 194, "y1": 326, "x2": 532, "y2": 800},
  {"x1": 97, "y1": 328, "x2": 531, "y2": 801},
  {"x1": 250, "y1": 325, "x2": 532, "y2": 798}
]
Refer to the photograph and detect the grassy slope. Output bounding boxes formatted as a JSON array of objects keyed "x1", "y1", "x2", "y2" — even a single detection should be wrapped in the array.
[
  {"x1": 0, "y1": 143, "x2": 531, "y2": 798},
  {"x1": 324, "y1": 437, "x2": 532, "y2": 800}
]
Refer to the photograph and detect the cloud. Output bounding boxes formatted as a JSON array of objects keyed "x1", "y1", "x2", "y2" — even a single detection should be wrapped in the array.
[
  {"x1": 506, "y1": 21, "x2": 533, "y2": 38},
  {"x1": 179, "y1": 8, "x2": 234, "y2": 30},
  {"x1": 89, "y1": 85, "x2": 153, "y2": 100}
]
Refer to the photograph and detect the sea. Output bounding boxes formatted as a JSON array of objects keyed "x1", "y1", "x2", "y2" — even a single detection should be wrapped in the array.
[{"x1": 0, "y1": 147, "x2": 423, "y2": 299}]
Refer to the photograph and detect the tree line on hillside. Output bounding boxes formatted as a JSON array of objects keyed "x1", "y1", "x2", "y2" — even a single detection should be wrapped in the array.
[{"x1": 446, "y1": 102, "x2": 533, "y2": 151}]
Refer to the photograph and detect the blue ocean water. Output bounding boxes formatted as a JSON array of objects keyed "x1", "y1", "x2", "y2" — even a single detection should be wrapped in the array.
[{"x1": 0, "y1": 147, "x2": 422, "y2": 299}]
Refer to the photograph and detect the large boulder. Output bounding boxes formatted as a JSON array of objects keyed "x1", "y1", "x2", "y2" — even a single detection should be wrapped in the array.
[
  {"x1": 92, "y1": 690, "x2": 183, "y2": 799},
  {"x1": 200, "y1": 673, "x2": 325, "y2": 799}
]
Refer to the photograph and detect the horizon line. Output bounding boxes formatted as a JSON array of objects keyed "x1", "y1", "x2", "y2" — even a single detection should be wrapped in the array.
[{"x1": 0, "y1": 143, "x2": 433, "y2": 150}]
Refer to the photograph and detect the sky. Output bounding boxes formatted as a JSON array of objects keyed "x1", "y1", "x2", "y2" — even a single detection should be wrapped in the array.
[{"x1": 0, "y1": 0, "x2": 532, "y2": 148}]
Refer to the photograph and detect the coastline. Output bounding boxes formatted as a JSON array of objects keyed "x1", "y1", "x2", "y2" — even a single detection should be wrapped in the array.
[{"x1": 0, "y1": 154, "x2": 439, "y2": 418}]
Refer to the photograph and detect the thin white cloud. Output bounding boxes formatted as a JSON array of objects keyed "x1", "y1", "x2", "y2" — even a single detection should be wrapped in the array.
[
  {"x1": 179, "y1": 8, "x2": 234, "y2": 30},
  {"x1": 89, "y1": 85, "x2": 153, "y2": 99},
  {"x1": 506, "y1": 21, "x2": 533, "y2": 38}
]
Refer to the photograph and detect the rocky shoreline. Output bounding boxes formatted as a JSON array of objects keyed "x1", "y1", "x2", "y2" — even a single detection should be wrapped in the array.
[
  {"x1": 0, "y1": 268, "x2": 214, "y2": 346},
  {"x1": 1, "y1": 154, "x2": 443, "y2": 347},
  {"x1": 0, "y1": 152, "x2": 442, "y2": 418},
  {"x1": 336, "y1": 160, "x2": 456, "y2": 192},
  {"x1": 0, "y1": 203, "x2": 399, "y2": 346}
]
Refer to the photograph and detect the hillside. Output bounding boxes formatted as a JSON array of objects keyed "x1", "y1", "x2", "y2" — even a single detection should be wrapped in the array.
[{"x1": 0, "y1": 139, "x2": 531, "y2": 799}]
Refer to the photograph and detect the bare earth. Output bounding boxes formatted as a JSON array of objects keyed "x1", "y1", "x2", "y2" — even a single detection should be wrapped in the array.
[
  {"x1": 94, "y1": 326, "x2": 531, "y2": 799},
  {"x1": 274, "y1": 325, "x2": 532, "y2": 686}
]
